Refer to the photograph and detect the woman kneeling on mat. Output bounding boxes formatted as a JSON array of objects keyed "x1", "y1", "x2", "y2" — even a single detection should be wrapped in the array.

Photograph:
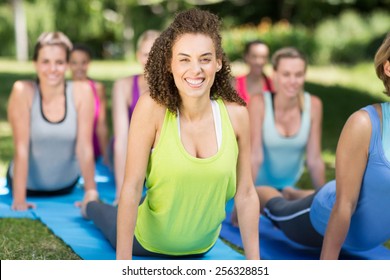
[
  {"x1": 81, "y1": 8, "x2": 260, "y2": 260},
  {"x1": 7, "y1": 32, "x2": 97, "y2": 211},
  {"x1": 257, "y1": 34, "x2": 390, "y2": 259}
]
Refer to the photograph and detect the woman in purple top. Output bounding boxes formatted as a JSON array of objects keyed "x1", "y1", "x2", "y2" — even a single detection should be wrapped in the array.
[
  {"x1": 112, "y1": 30, "x2": 160, "y2": 203},
  {"x1": 69, "y1": 44, "x2": 109, "y2": 163}
]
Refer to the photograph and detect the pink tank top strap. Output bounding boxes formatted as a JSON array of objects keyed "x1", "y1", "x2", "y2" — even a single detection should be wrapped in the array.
[{"x1": 235, "y1": 76, "x2": 250, "y2": 103}]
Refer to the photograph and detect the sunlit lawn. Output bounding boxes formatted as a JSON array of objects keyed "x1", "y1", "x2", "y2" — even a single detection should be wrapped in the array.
[{"x1": 0, "y1": 58, "x2": 389, "y2": 259}]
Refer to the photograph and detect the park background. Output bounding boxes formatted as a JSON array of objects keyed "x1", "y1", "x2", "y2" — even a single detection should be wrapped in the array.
[{"x1": 0, "y1": 0, "x2": 389, "y2": 259}]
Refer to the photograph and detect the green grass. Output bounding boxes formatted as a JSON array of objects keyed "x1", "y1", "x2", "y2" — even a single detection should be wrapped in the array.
[
  {"x1": 0, "y1": 59, "x2": 389, "y2": 259},
  {"x1": 0, "y1": 218, "x2": 80, "y2": 260}
]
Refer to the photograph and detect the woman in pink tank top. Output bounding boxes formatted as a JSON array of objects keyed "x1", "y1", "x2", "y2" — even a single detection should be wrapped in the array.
[
  {"x1": 69, "y1": 44, "x2": 109, "y2": 162},
  {"x1": 233, "y1": 40, "x2": 274, "y2": 103}
]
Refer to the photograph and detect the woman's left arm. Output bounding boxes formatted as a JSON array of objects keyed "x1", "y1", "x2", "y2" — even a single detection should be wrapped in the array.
[
  {"x1": 74, "y1": 81, "x2": 97, "y2": 196},
  {"x1": 320, "y1": 110, "x2": 371, "y2": 259},
  {"x1": 306, "y1": 95, "x2": 326, "y2": 189},
  {"x1": 227, "y1": 103, "x2": 260, "y2": 260}
]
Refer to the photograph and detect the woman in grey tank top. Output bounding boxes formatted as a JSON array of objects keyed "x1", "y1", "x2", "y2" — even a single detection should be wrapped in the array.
[{"x1": 7, "y1": 32, "x2": 98, "y2": 211}]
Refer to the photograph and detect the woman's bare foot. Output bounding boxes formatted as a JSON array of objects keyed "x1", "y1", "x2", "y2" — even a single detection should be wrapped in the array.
[
  {"x1": 255, "y1": 186, "x2": 283, "y2": 213},
  {"x1": 282, "y1": 187, "x2": 314, "y2": 200}
]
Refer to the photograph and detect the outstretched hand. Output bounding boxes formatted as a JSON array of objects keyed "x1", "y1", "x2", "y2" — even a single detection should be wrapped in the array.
[
  {"x1": 11, "y1": 200, "x2": 36, "y2": 211},
  {"x1": 75, "y1": 189, "x2": 99, "y2": 219}
]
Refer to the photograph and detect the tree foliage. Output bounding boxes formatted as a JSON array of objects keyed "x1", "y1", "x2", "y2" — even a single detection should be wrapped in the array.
[{"x1": 0, "y1": 0, "x2": 389, "y2": 59}]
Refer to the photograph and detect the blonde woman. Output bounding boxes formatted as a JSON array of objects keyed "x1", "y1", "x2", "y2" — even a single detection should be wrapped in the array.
[{"x1": 7, "y1": 32, "x2": 97, "y2": 211}]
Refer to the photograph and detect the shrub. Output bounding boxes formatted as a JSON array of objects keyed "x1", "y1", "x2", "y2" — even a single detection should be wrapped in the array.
[
  {"x1": 314, "y1": 9, "x2": 390, "y2": 64},
  {"x1": 222, "y1": 18, "x2": 317, "y2": 63}
]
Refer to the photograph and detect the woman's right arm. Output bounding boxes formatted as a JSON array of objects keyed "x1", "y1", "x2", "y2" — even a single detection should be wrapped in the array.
[
  {"x1": 320, "y1": 110, "x2": 371, "y2": 259},
  {"x1": 112, "y1": 78, "x2": 132, "y2": 201},
  {"x1": 7, "y1": 81, "x2": 35, "y2": 211},
  {"x1": 116, "y1": 94, "x2": 162, "y2": 260}
]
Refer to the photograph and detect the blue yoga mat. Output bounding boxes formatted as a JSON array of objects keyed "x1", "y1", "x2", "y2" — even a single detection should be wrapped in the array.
[
  {"x1": 220, "y1": 211, "x2": 390, "y2": 260},
  {"x1": 0, "y1": 163, "x2": 244, "y2": 260}
]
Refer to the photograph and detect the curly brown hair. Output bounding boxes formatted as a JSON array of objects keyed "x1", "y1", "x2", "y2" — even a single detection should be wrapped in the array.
[{"x1": 145, "y1": 8, "x2": 245, "y2": 114}]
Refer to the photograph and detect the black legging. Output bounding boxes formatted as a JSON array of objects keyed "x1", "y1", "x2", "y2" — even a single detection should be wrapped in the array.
[
  {"x1": 263, "y1": 192, "x2": 324, "y2": 248},
  {"x1": 6, "y1": 164, "x2": 77, "y2": 196},
  {"x1": 86, "y1": 201, "x2": 207, "y2": 258}
]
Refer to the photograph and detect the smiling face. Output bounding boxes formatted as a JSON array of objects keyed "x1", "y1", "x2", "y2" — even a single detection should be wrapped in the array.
[
  {"x1": 170, "y1": 33, "x2": 222, "y2": 100},
  {"x1": 245, "y1": 43, "x2": 269, "y2": 76},
  {"x1": 34, "y1": 45, "x2": 68, "y2": 87},
  {"x1": 69, "y1": 50, "x2": 90, "y2": 80},
  {"x1": 273, "y1": 57, "x2": 306, "y2": 98}
]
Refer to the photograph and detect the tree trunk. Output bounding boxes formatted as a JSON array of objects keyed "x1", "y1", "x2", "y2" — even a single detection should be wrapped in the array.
[{"x1": 12, "y1": 0, "x2": 28, "y2": 61}]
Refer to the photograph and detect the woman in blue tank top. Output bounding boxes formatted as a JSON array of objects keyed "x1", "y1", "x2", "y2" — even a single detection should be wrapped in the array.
[
  {"x1": 110, "y1": 30, "x2": 160, "y2": 203},
  {"x1": 231, "y1": 47, "x2": 326, "y2": 226},
  {"x1": 252, "y1": 47, "x2": 325, "y2": 193},
  {"x1": 7, "y1": 32, "x2": 98, "y2": 211},
  {"x1": 256, "y1": 34, "x2": 390, "y2": 259}
]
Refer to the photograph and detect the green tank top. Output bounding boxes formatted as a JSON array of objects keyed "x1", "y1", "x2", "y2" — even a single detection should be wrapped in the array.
[{"x1": 135, "y1": 98, "x2": 238, "y2": 256}]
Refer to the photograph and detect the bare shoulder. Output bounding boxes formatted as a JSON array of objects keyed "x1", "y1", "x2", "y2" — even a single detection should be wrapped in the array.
[
  {"x1": 8, "y1": 80, "x2": 35, "y2": 121},
  {"x1": 112, "y1": 76, "x2": 134, "y2": 102},
  {"x1": 72, "y1": 80, "x2": 94, "y2": 107},
  {"x1": 337, "y1": 108, "x2": 372, "y2": 155},
  {"x1": 308, "y1": 94, "x2": 323, "y2": 121},
  {"x1": 310, "y1": 94, "x2": 322, "y2": 106},
  {"x1": 11, "y1": 80, "x2": 34, "y2": 95},
  {"x1": 343, "y1": 109, "x2": 372, "y2": 136},
  {"x1": 248, "y1": 93, "x2": 265, "y2": 113},
  {"x1": 135, "y1": 94, "x2": 165, "y2": 117},
  {"x1": 309, "y1": 94, "x2": 323, "y2": 111},
  {"x1": 9, "y1": 80, "x2": 35, "y2": 105},
  {"x1": 224, "y1": 100, "x2": 248, "y2": 118},
  {"x1": 223, "y1": 101, "x2": 249, "y2": 135},
  {"x1": 72, "y1": 80, "x2": 92, "y2": 96}
]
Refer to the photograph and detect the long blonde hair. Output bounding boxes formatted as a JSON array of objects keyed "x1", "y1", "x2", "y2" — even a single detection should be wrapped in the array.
[{"x1": 374, "y1": 33, "x2": 390, "y2": 96}]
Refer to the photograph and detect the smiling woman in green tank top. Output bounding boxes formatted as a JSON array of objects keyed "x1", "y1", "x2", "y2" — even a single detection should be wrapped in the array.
[{"x1": 81, "y1": 8, "x2": 260, "y2": 260}]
